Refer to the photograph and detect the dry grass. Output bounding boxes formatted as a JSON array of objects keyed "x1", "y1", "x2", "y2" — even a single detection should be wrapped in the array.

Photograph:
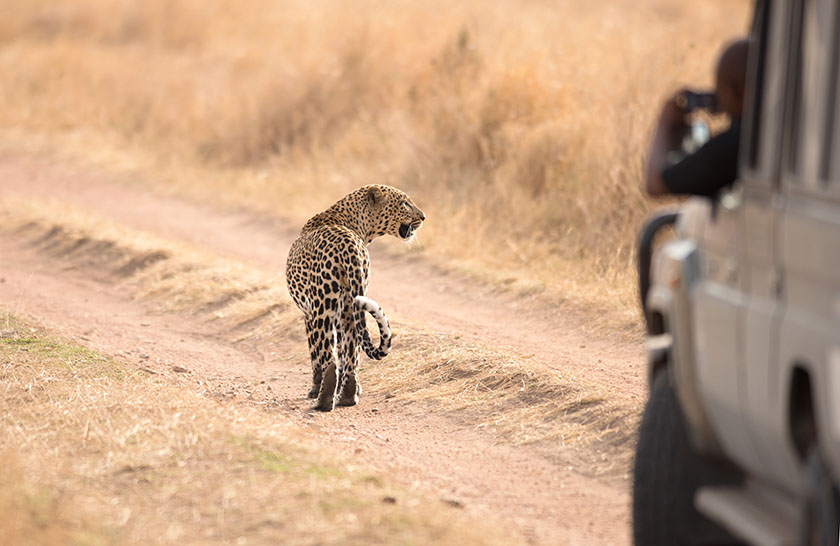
[
  {"x1": 0, "y1": 312, "x2": 522, "y2": 546},
  {"x1": 0, "y1": 0, "x2": 750, "y2": 314},
  {"x1": 2, "y1": 197, "x2": 298, "y2": 338},
  {"x1": 362, "y1": 328, "x2": 639, "y2": 478},
  {"x1": 1, "y1": 196, "x2": 640, "y2": 478}
]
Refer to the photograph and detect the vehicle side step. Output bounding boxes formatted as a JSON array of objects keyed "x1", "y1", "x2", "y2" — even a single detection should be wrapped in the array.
[
  {"x1": 645, "y1": 333, "x2": 673, "y2": 357},
  {"x1": 696, "y1": 482, "x2": 799, "y2": 546}
]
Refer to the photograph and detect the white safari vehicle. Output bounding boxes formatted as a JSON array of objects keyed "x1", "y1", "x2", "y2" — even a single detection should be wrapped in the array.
[{"x1": 633, "y1": 0, "x2": 840, "y2": 545}]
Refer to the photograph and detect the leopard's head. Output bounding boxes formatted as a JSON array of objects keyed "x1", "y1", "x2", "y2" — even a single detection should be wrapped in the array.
[{"x1": 363, "y1": 185, "x2": 425, "y2": 242}]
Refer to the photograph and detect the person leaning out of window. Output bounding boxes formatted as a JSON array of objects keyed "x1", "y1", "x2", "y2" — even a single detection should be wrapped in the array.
[{"x1": 644, "y1": 39, "x2": 750, "y2": 198}]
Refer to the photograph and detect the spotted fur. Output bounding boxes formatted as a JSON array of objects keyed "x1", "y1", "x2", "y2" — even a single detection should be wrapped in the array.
[{"x1": 286, "y1": 185, "x2": 425, "y2": 411}]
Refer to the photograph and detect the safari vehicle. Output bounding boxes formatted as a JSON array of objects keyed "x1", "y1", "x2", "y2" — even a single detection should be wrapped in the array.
[{"x1": 633, "y1": 0, "x2": 840, "y2": 545}]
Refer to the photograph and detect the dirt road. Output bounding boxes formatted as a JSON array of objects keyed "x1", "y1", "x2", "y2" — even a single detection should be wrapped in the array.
[{"x1": 0, "y1": 154, "x2": 645, "y2": 545}]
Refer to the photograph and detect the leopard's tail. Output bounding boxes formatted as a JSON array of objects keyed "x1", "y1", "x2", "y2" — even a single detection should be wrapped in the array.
[{"x1": 353, "y1": 295, "x2": 391, "y2": 360}]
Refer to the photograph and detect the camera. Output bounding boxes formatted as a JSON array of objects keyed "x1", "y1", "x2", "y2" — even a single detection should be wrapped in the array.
[{"x1": 677, "y1": 91, "x2": 717, "y2": 112}]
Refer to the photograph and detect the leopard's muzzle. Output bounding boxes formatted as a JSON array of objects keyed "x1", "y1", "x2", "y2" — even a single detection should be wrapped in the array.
[{"x1": 398, "y1": 222, "x2": 421, "y2": 240}]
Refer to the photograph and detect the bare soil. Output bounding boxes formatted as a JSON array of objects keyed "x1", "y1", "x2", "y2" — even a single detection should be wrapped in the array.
[{"x1": 0, "y1": 153, "x2": 646, "y2": 545}]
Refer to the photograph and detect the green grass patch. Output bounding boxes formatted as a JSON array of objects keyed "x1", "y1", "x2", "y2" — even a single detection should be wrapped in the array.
[
  {"x1": 232, "y1": 435, "x2": 344, "y2": 478},
  {"x1": 1, "y1": 316, "x2": 125, "y2": 380}
]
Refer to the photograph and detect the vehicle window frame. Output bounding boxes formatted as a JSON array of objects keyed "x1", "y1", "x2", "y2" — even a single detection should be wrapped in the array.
[
  {"x1": 781, "y1": 0, "x2": 840, "y2": 200},
  {"x1": 821, "y1": 0, "x2": 840, "y2": 191},
  {"x1": 782, "y1": 0, "x2": 805, "y2": 182},
  {"x1": 739, "y1": 0, "x2": 787, "y2": 189}
]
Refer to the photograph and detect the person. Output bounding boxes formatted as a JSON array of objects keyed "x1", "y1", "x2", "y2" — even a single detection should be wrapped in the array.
[{"x1": 644, "y1": 39, "x2": 750, "y2": 197}]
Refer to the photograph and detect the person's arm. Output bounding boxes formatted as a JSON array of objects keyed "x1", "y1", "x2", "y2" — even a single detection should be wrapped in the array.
[
  {"x1": 660, "y1": 125, "x2": 740, "y2": 197},
  {"x1": 645, "y1": 93, "x2": 688, "y2": 196}
]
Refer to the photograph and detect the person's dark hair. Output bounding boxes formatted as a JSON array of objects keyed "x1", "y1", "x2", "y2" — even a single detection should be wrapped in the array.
[{"x1": 717, "y1": 39, "x2": 750, "y2": 99}]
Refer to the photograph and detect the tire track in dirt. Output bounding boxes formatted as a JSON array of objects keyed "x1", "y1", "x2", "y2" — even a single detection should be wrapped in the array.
[{"x1": 0, "y1": 154, "x2": 641, "y2": 544}]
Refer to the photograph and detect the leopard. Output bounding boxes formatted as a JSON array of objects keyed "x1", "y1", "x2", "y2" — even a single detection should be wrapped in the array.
[{"x1": 285, "y1": 184, "x2": 426, "y2": 411}]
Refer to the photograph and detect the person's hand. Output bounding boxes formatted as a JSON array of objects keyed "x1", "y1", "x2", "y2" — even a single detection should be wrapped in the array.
[
  {"x1": 660, "y1": 88, "x2": 693, "y2": 127},
  {"x1": 644, "y1": 88, "x2": 692, "y2": 196}
]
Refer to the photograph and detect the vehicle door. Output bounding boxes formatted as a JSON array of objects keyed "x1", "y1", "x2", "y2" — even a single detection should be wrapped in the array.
[
  {"x1": 691, "y1": 0, "x2": 788, "y2": 480},
  {"x1": 776, "y1": 0, "x2": 840, "y2": 489}
]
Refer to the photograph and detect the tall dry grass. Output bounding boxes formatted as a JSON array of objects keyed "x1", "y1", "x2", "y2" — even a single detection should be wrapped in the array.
[{"x1": 0, "y1": 0, "x2": 750, "y2": 311}]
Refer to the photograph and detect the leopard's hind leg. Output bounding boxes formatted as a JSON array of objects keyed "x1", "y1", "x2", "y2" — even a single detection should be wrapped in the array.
[
  {"x1": 309, "y1": 312, "x2": 338, "y2": 412},
  {"x1": 304, "y1": 318, "x2": 321, "y2": 399},
  {"x1": 336, "y1": 294, "x2": 361, "y2": 407},
  {"x1": 309, "y1": 286, "x2": 347, "y2": 412}
]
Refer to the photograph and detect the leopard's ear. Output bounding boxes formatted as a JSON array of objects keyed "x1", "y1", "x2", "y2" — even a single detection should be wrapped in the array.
[{"x1": 367, "y1": 186, "x2": 384, "y2": 207}]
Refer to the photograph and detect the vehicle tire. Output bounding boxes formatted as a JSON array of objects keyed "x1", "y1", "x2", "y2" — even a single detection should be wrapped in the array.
[{"x1": 633, "y1": 370, "x2": 743, "y2": 546}]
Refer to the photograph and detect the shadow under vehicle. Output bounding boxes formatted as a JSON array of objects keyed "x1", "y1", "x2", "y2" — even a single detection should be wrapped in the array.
[{"x1": 633, "y1": 0, "x2": 840, "y2": 544}]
